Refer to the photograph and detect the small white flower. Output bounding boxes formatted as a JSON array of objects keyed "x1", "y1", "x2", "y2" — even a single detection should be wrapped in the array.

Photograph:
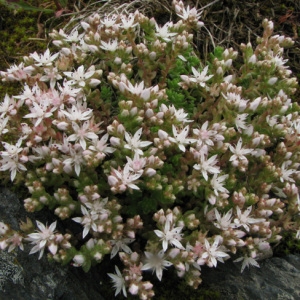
[
  {"x1": 234, "y1": 206, "x2": 265, "y2": 232},
  {"x1": 200, "y1": 236, "x2": 229, "y2": 267},
  {"x1": 229, "y1": 138, "x2": 253, "y2": 162},
  {"x1": 175, "y1": 4, "x2": 202, "y2": 21},
  {"x1": 154, "y1": 219, "x2": 184, "y2": 252},
  {"x1": 210, "y1": 173, "x2": 229, "y2": 196},
  {"x1": 235, "y1": 113, "x2": 248, "y2": 132},
  {"x1": 64, "y1": 65, "x2": 95, "y2": 87},
  {"x1": 67, "y1": 121, "x2": 98, "y2": 150},
  {"x1": 26, "y1": 220, "x2": 57, "y2": 259},
  {"x1": 124, "y1": 128, "x2": 152, "y2": 155},
  {"x1": 100, "y1": 39, "x2": 119, "y2": 52},
  {"x1": 189, "y1": 66, "x2": 213, "y2": 87},
  {"x1": 72, "y1": 205, "x2": 98, "y2": 238},
  {"x1": 108, "y1": 265, "x2": 127, "y2": 297},
  {"x1": 101, "y1": 14, "x2": 118, "y2": 28},
  {"x1": 193, "y1": 154, "x2": 220, "y2": 181},
  {"x1": 61, "y1": 102, "x2": 93, "y2": 121},
  {"x1": 214, "y1": 208, "x2": 234, "y2": 230},
  {"x1": 169, "y1": 125, "x2": 197, "y2": 152},
  {"x1": 234, "y1": 255, "x2": 260, "y2": 273},
  {"x1": 121, "y1": 14, "x2": 138, "y2": 29},
  {"x1": 141, "y1": 250, "x2": 172, "y2": 281},
  {"x1": 155, "y1": 21, "x2": 177, "y2": 42},
  {"x1": 30, "y1": 49, "x2": 59, "y2": 67},
  {"x1": 110, "y1": 237, "x2": 134, "y2": 259},
  {"x1": 23, "y1": 100, "x2": 57, "y2": 127},
  {"x1": 280, "y1": 160, "x2": 298, "y2": 183}
]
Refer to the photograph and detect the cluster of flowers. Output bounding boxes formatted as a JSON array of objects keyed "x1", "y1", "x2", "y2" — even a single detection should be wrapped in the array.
[{"x1": 0, "y1": 0, "x2": 299, "y2": 298}]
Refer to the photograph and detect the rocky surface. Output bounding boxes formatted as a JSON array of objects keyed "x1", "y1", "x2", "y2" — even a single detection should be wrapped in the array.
[
  {"x1": 0, "y1": 187, "x2": 299, "y2": 300},
  {"x1": 201, "y1": 253, "x2": 300, "y2": 300}
]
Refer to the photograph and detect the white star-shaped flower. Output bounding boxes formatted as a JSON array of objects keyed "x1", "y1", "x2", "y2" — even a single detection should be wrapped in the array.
[
  {"x1": 141, "y1": 250, "x2": 172, "y2": 281},
  {"x1": 233, "y1": 206, "x2": 265, "y2": 232},
  {"x1": 124, "y1": 128, "x2": 152, "y2": 155},
  {"x1": 234, "y1": 255, "x2": 260, "y2": 273},
  {"x1": 108, "y1": 265, "x2": 127, "y2": 297},
  {"x1": 193, "y1": 154, "x2": 220, "y2": 181},
  {"x1": 201, "y1": 236, "x2": 229, "y2": 268},
  {"x1": 229, "y1": 138, "x2": 253, "y2": 162},
  {"x1": 100, "y1": 39, "x2": 119, "y2": 52},
  {"x1": 154, "y1": 219, "x2": 184, "y2": 252},
  {"x1": 169, "y1": 125, "x2": 197, "y2": 152},
  {"x1": 26, "y1": 220, "x2": 57, "y2": 259},
  {"x1": 155, "y1": 21, "x2": 177, "y2": 42},
  {"x1": 30, "y1": 49, "x2": 59, "y2": 67},
  {"x1": 189, "y1": 66, "x2": 213, "y2": 87}
]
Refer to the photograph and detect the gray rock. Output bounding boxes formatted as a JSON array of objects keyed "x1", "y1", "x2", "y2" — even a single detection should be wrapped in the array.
[{"x1": 201, "y1": 251, "x2": 300, "y2": 299}]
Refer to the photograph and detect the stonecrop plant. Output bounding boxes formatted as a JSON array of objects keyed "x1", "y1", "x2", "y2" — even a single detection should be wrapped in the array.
[{"x1": 0, "y1": 0, "x2": 299, "y2": 298}]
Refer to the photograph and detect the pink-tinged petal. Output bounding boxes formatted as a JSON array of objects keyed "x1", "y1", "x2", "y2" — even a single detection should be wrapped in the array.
[
  {"x1": 39, "y1": 239, "x2": 47, "y2": 249},
  {"x1": 154, "y1": 230, "x2": 164, "y2": 238},
  {"x1": 156, "y1": 268, "x2": 163, "y2": 281},
  {"x1": 49, "y1": 221, "x2": 57, "y2": 232},
  {"x1": 171, "y1": 239, "x2": 184, "y2": 249},
  {"x1": 178, "y1": 144, "x2": 186, "y2": 152},
  {"x1": 48, "y1": 243, "x2": 58, "y2": 255},
  {"x1": 36, "y1": 220, "x2": 46, "y2": 231},
  {"x1": 162, "y1": 240, "x2": 168, "y2": 252},
  {"x1": 82, "y1": 226, "x2": 90, "y2": 238}
]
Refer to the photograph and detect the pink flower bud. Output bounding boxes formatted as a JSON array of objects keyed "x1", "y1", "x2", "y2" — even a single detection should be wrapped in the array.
[
  {"x1": 110, "y1": 137, "x2": 121, "y2": 147},
  {"x1": 108, "y1": 175, "x2": 118, "y2": 186},
  {"x1": 73, "y1": 254, "x2": 85, "y2": 265},
  {"x1": 129, "y1": 283, "x2": 139, "y2": 295}
]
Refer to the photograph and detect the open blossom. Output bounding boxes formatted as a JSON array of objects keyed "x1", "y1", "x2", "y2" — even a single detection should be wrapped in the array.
[
  {"x1": 181, "y1": 66, "x2": 213, "y2": 88},
  {"x1": 61, "y1": 102, "x2": 93, "y2": 121},
  {"x1": 64, "y1": 65, "x2": 95, "y2": 87},
  {"x1": 124, "y1": 128, "x2": 152, "y2": 155},
  {"x1": 63, "y1": 144, "x2": 85, "y2": 176},
  {"x1": 193, "y1": 154, "x2": 220, "y2": 181},
  {"x1": 234, "y1": 206, "x2": 265, "y2": 232},
  {"x1": 110, "y1": 237, "x2": 135, "y2": 259},
  {"x1": 193, "y1": 121, "x2": 224, "y2": 148},
  {"x1": 87, "y1": 133, "x2": 115, "y2": 159},
  {"x1": 108, "y1": 265, "x2": 127, "y2": 297},
  {"x1": 26, "y1": 221, "x2": 57, "y2": 259},
  {"x1": 67, "y1": 121, "x2": 99, "y2": 150},
  {"x1": 30, "y1": 48, "x2": 59, "y2": 67},
  {"x1": 280, "y1": 160, "x2": 298, "y2": 183},
  {"x1": 24, "y1": 100, "x2": 57, "y2": 127},
  {"x1": 210, "y1": 173, "x2": 229, "y2": 196},
  {"x1": 154, "y1": 219, "x2": 184, "y2": 252},
  {"x1": 235, "y1": 113, "x2": 248, "y2": 132},
  {"x1": 175, "y1": 3, "x2": 202, "y2": 21},
  {"x1": 155, "y1": 21, "x2": 177, "y2": 42},
  {"x1": 72, "y1": 205, "x2": 98, "y2": 238},
  {"x1": 100, "y1": 39, "x2": 119, "y2": 52},
  {"x1": 229, "y1": 138, "x2": 253, "y2": 162},
  {"x1": 141, "y1": 250, "x2": 172, "y2": 281},
  {"x1": 234, "y1": 255, "x2": 260, "y2": 273},
  {"x1": 40, "y1": 67, "x2": 62, "y2": 89},
  {"x1": 118, "y1": 76, "x2": 154, "y2": 101},
  {"x1": 199, "y1": 236, "x2": 229, "y2": 268},
  {"x1": 169, "y1": 125, "x2": 197, "y2": 152},
  {"x1": 0, "y1": 94, "x2": 17, "y2": 117},
  {"x1": 0, "y1": 62, "x2": 34, "y2": 81},
  {"x1": 214, "y1": 208, "x2": 234, "y2": 230},
  {"x1": 121, "y1": 13, "x2": 138, "y2": 29},
  {"x1": 108, "y1": 163, "x2": 143, "y2": 191}
]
